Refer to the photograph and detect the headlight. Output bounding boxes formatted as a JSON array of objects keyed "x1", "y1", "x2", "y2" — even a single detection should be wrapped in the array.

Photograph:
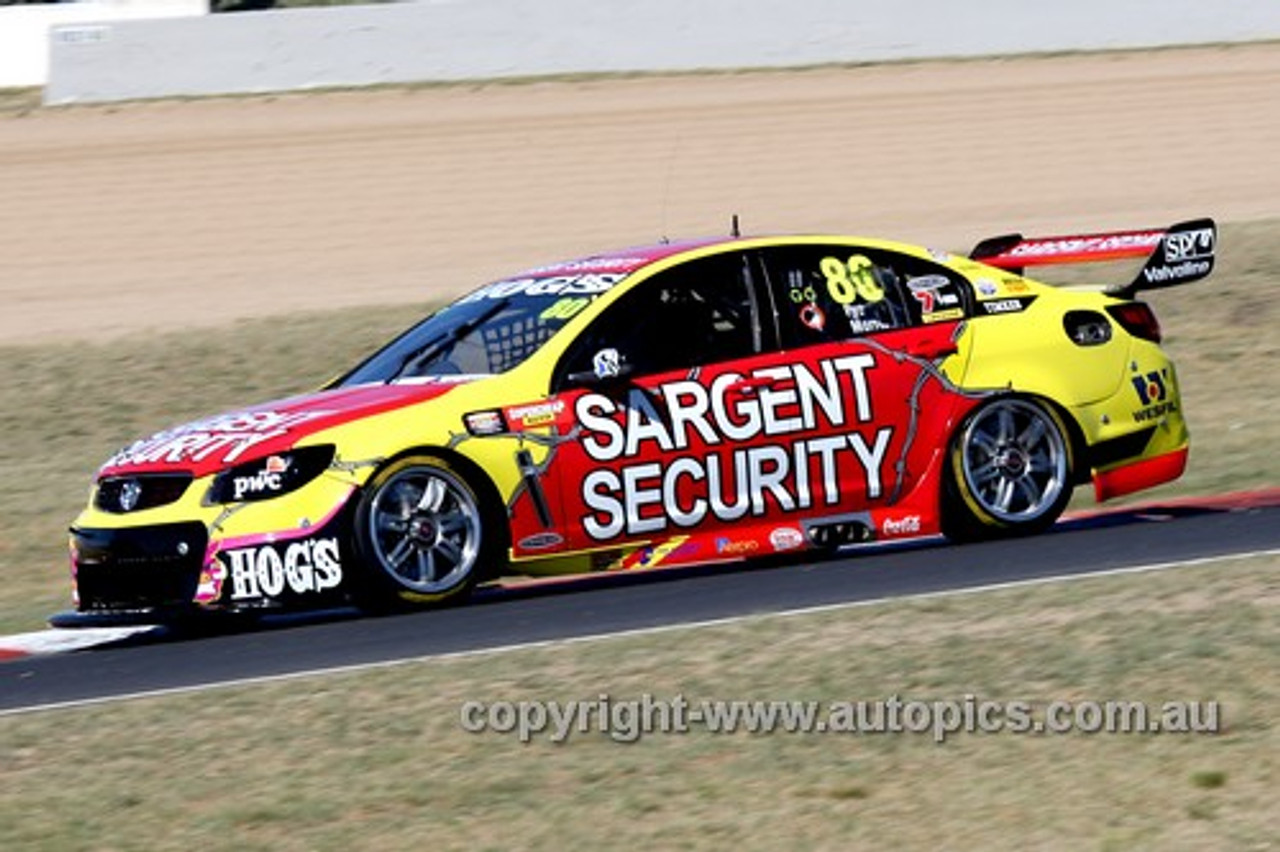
[{"x1": 206, "y1": 445, "x2": 335, "y2": 505}]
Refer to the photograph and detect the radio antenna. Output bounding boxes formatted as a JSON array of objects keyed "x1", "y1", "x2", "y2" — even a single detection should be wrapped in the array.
[{"x1": 731, "y1": 214, "x2": 741, "y2": 238}]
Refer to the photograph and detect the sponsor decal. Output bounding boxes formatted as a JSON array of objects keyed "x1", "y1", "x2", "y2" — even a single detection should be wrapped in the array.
[
  {"x1": 506, "y1": 400, "x2": 565, "y2": 429},
  {"x1": 463, "y1": 410, "x2": 506, "y2": 436},
  {"x1": 1141, "y1": 260, "x2": 1211, "y2": 285},
  {"x1": 458, "y1": 273, "x2": 625, "y2": 303},
  {"x1": 922, "y1": 308, "x2": 964, "y2": 324},
  {"x1": 907, "y1": 275, "x2": 960, "y2": 313},
  {"x1": 108, "y1": 409, "x2": 332, "y2": 468},
  {"x1": 716, "y1": 537, "x2": 760, "y2": 556},
  {"x1": 1008, "y1": 231, "x2": 1163, "y2": 258},
  {"x1": 604, "y1": 537, "x2": 697, "y2": 571},
  {"x1": 976, "y1": 279, "x2": 999, "y2": 297},
  {"x1": 1131, "y1": 369, "x2": 1168, "y2": 406},
  {"x1": 576, "y1": 354, "x2": 893, "y2": 540},
  {"x1": 769, "y1": 527, "x2": 805, "y2": 551},
  {"x1": 1130, "y1": 368, "x2": 1178, "y2": 422},
  {"x1": 848, "y1": 315, "x2": 895, "y2": 335},
  {"x1": 195, "y1": 560, "x2": 227, "y2": 605},
  {"x1": 221, "y1": 537, "x2": 343, "y2": 601},
  {"x1": 981, "y1": 298, "x2": 1031, "y2": 315},
  {"x1": 799, "y1": 302, "x2": 827, "y2": 332},
  {"x1": 232, "y1": 455, "x2": 291, "y2": 500},
  {"x1": 593, "y1": 348, "x2": 622, "y2": 380},
  {"x1": 517, "y1": 532, "x2": 565, "y2": 551},
  {"x1": 1163, "y1": 227, "x2": 1214, "y2": 263},
  {"x1": 526, "y1": 257, "x2": 648, "y2": 275},
  {"x1": 881, "y1": 514, "x2": 921, "y2": 536}
]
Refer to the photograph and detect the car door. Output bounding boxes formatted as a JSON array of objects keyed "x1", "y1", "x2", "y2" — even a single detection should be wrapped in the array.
[
  {"x1": 543, "y1": 248, "x2": 859, "y2": 552},
  {"x1": 539, "y1": 244, "x2": 971, "y2": 558}
]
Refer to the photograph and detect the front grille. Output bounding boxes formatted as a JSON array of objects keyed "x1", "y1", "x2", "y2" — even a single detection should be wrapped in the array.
[
  {"x1": 72, "y1": 522, "x2": 207, "y2": 611},
  {"x1": 96, "y1": 474, "x2": 193, "y2": 514}
]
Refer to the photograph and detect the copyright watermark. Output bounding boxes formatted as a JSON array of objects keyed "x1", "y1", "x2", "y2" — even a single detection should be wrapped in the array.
[{"x1": 459, "y1": 694, "x2": 1220, "y2": 744}]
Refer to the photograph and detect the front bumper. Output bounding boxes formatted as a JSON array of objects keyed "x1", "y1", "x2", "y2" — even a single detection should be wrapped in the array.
[
  {"x1": 68, "y1": 470, "x2": 363, "y2": 616},
  {"x1": 71, "y1": 522, "x2": 208, "y2": 614}
]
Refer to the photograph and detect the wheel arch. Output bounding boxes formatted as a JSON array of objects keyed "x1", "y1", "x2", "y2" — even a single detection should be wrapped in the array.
[
  {"x1": 365, "y1": 444, "x2": 512, "y2": 555},
  {"x1": 1029, "y1": 394, "x2": 1091, "y2": 486},
  {"x1": 939, "y1": 390, "x2": 1079, "y2": 541}
]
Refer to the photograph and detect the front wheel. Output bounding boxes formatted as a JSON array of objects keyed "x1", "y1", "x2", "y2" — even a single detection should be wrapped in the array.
[
  {"x1": 353, "y1": 455, "x2": 503, "y2": 608},
  {"x1": 942, "y1": 396, "x2": 1073, "y2": 542}
]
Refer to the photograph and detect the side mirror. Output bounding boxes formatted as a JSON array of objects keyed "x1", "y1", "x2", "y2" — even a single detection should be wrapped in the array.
[{"x1": 565, "y1": 347, "x2": 635, "y2": 387}]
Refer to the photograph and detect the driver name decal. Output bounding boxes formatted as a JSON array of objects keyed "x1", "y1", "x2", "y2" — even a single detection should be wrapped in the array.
[{"x1": 576, "y1": 354, "x2": 894, "y2": 540}]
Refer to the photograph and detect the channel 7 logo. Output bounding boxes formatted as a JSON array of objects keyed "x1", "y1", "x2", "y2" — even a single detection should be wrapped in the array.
[{"x1": 1163, "y1": 228, "x2": 1214, "y2": 263}]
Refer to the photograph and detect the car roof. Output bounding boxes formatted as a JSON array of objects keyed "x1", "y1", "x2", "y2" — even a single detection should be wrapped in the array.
[
  {"x1": 513, "y1": 238, "x2": 729, "y2": 279},
  {"x1": 511, "y1": 233, "x2": 945, "y2": 282}
]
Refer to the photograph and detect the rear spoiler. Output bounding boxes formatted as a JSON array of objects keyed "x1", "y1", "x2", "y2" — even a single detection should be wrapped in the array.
[{"x1": 969, "y1": 218, "x2": 1216, "y2": 299}]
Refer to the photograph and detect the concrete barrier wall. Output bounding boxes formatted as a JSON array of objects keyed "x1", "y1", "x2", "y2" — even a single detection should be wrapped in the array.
[
  {"x1": 45, "y1": 0, "x2": 1280, "y2": 104},
  {"x1": 0, "y1": 0, "x2": 205, "y2": 88}
]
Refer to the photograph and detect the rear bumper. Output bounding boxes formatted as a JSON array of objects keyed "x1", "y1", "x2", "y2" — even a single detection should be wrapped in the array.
[{"x1": 1093, "y1": 445, "x2": 1189, "y2": 502}]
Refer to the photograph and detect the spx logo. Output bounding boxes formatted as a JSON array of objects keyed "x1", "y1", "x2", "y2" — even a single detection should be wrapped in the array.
[{"x1": 1164, "y1": 228, "x2": 1214, "y2": 264}]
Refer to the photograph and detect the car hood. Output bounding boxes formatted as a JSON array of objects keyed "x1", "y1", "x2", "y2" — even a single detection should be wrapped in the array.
[{"x1": 98, "y1": 378, "x2": 479, "y2": 479}]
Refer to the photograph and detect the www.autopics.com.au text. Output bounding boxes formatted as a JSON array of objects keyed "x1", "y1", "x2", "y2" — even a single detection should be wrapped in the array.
[{"x1": 459, "y1": 694, "x2": 1220, "y2": 744}]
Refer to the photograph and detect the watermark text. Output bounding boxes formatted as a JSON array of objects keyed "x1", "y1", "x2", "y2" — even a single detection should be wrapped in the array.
[{"x1": 459, "y1": 694, "x2": 1220, "y2": 744}]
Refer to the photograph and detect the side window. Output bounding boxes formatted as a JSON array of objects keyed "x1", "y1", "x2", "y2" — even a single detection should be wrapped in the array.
[
  {"x1": 555, "y1": 252, "x2": 760, "y2": 386},
  {"x1": 757, "y1": 245, "x2": 969, "y2": 347}
]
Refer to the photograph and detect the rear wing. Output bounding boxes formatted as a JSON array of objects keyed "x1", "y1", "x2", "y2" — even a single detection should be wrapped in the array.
[{"x1": 969, "y1": 218, "x2": 1216, "y2": 299}]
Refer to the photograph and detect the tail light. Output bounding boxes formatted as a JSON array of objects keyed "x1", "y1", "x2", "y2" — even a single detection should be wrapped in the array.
[{"x1": 1106, "y1": 302, "x2": 1162, "y2": 343}]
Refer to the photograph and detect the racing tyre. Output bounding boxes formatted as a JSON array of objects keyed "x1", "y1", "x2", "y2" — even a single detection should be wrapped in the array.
[
  {"x1": 353, "y1": 455, "x2": 503, "y2": 609},
  {"x1": 942, "y1": 396, "x2": 1073, "y2": 542}
]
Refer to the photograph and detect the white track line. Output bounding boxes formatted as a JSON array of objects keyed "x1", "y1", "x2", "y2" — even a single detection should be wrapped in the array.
[{"x1": 3, "y1": 547, "x2": 1277, "y2": 718}]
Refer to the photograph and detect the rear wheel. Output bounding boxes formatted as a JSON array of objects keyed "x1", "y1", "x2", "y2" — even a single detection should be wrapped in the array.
[
  {"x1": 942, "y1": 396, "x2": 1073, "y2": 542},
  {"x1": 353, "y1": 455, "x2": 503, "y2": 608}
]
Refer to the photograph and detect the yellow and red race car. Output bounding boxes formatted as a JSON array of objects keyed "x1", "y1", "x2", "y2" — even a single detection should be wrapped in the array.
[{"x1": 64, "y1": 219, "x2": 1214, "y2": 619}]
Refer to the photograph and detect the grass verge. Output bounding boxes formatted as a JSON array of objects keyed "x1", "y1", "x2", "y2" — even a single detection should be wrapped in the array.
[
  {"x1": 1, "y1": 553, "x2": 1276, "y2": 850},
  {"x1": 0, "y1": 219, "x2": 1277, "y2": 633}
]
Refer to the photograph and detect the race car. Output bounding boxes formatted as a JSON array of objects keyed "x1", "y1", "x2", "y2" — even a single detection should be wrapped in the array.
[{"x1": 63, "y1": 218, "x2": 1215, "y2": 619}]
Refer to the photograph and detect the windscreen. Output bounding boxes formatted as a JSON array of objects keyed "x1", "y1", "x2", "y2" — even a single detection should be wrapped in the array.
[{"x1": 332, "y1": 272, "x2": 627, "y2": 386}]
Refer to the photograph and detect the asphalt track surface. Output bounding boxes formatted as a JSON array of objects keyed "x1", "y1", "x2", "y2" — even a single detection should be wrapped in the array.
[{"x1": 2, "y1": 499, "x2": 1277, "y2": 715}]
